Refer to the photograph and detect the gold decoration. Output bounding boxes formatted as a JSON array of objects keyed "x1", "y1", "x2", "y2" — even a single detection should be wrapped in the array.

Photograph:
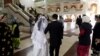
[
  {"x1": 56, "y1": 7, "x2": 60, "y2": 12},
  {"x1": 71, "y1": 5, "x2": 76, "y2": 9},
  {"x1": 90, "y1": 3, "x2": 97, "y2": 14},
  {"x1": 80, "y1": 4, "x2": 83, "y2": 9},
  {"x1": 47, "y1": 3, "x2": 60, "y2": 13},
  {"x1": 64, "y1": 6, "x2": 69, "y2": 12}
]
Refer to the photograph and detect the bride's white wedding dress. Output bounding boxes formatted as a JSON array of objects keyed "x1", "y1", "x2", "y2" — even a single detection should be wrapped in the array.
[{"x1": 31, "y1": 15, "x2": 49, "y2": 56}]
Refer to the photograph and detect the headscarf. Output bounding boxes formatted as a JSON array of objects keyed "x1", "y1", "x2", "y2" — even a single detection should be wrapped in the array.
[{"x1": 82, "y1": 16, "x2": 91, "y2": 23}]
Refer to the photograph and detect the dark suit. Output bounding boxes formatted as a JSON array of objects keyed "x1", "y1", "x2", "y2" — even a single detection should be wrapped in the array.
[
  {"x1": 92, "y1": 22, "x2": 100, "y2": 52},
  {"x1": 76, "y1": 17, "x2": 82, "y2": 27},
  {"x1": 45, "y1": 20, "x2": 63, "y2": 56}
]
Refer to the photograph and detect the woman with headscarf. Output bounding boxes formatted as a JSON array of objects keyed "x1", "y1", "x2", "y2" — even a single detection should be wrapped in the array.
[
  {"x1": 31, "y1": 14, "x2": 49, "y2": 56},
  {"x1": 77, "y1": 15, "x2": 92, "y2": 56},
  {"x1": 11, "y1": 20, "x2": 20, "y2": 49}
]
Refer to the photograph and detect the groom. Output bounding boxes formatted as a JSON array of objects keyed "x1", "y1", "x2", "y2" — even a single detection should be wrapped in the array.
[{"x1": 45, "y1": 14, "x2": 63, "y2": 56}]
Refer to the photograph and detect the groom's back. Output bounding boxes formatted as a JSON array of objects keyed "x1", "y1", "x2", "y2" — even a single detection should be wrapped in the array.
[{"x1": 49, "y1": 21, "x2": 63, "y2": 38}]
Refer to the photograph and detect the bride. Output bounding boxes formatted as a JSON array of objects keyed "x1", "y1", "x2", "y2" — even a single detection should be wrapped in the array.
[{"x1": 31, "y1": 14, "x2": 49, "y2": 56}]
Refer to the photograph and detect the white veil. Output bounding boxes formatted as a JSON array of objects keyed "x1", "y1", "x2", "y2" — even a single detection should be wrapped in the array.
[
  {"x1": 37, "y1": 15, "x2": 48, "y2": 31},
  {"x1": 31, "y1": 15, "x2": 48, "y2": 40}
]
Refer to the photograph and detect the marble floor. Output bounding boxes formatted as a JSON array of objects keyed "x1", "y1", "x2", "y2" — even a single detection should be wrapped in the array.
[{"x1": 14, "y1": 35, "x2": 78, "y2": 56}]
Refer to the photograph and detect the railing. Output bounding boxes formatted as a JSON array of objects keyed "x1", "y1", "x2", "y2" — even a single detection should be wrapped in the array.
[
  {"x1": 5, "y1": 3, "x2": 30, "y2": 26},
  {"x1": 23, "y1": 10, "x2": 35, "y2": 19},
  {"x1": 12, "y1": 3, "x2": 21, "y2": 10},
  {"x1": 12, "y1": 3, "x2": 35, "y2": 20},
  {"x1": 6, "y1": 4, "x2": 29, "y2": 22}
]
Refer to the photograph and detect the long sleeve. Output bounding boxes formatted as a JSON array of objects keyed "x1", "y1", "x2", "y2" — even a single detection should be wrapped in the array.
[{"x1": 44, "y1": 24, "x2": 49, "y2": 34}]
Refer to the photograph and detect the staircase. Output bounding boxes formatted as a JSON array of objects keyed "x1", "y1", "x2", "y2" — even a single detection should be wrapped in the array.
[{"x1": 4, "y1": 3, "x2": 35, "y2": 39}]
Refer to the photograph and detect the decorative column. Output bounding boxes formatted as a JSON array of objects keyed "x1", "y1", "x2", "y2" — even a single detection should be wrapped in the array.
[
  {"x1": 43, "y1": 0, "x2": 47, "y2": 14},
  {"x1": 60, "y1": 3, "x2": 64, "y2": 15}
]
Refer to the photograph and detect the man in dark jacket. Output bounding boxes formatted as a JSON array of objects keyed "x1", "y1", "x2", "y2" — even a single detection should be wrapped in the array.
[
  {"x1": 76, "y1": 15, "x2": 82, "y2": 27},
  {"x1": 45, "y1": 14, "x2": 63, "y2": 56},
  {"x1": 91, "y1": 15, "x2": 100, "y2": 56}
]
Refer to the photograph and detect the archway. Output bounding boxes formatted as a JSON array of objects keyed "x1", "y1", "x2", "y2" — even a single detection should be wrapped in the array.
[{"x1": 90, "y1": 3, "x2": 97, "y2": 14}]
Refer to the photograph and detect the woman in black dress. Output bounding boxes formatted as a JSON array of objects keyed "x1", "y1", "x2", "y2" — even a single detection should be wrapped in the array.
[{"x1": 0, "y1": 13, "x2": 13, "y2": 56}]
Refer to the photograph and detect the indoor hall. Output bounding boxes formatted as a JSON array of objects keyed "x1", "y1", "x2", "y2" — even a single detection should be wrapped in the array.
[{"x1": 0, "y1": 0, "x2": 100, "y2": 56}]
